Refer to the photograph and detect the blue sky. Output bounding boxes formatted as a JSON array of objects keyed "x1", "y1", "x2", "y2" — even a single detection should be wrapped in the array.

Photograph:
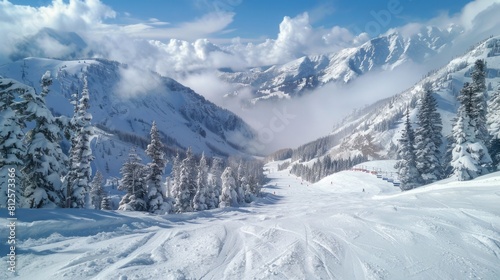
[{"x1": 11, "y1": 0, "x2": 473, "y2": 40}]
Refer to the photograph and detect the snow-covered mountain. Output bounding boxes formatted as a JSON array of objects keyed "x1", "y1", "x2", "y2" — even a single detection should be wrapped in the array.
[
  {"x1": 281, "y1": 35, "x2": 500, "y2": 163},
  {"x1": 219, "y1": 25, "x2": 463, "y2": 101},
  {"x1": 0, "y1": 58, "x2": 256, "y2": 177}
]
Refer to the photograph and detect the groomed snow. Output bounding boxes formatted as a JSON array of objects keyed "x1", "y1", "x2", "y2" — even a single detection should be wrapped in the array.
[{"x1": 1, "y1": 160, "x2": 499, "y2": 279}]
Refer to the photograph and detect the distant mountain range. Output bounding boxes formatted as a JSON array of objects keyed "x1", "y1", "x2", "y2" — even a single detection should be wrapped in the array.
[
  {"x1": 278, "y1": 36, "x2": 500, "y2": 163},
  {"x1": 219, "y1": 25, "x2": 465, "y2": 102}
]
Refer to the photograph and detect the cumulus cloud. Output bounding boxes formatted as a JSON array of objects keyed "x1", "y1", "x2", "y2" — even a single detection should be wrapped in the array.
[
  {"x1": 2, "y1": 0, "x2": 500, "y2": 72},
  {"x1": 0, "y1": 1, "x2": 365, "y2": 70},
  {"x1": 0, "y1": 0, "x2": 114, "y2": 61}
]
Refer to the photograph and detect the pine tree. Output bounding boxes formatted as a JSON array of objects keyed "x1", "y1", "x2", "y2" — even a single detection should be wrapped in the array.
[
  {"x1": 174, "y1": 153, "x2": 194, "y2": 213},
  {"x1": 208, "y1": 157, "x2": 223, "y2": 208},
  {"x1": 489, "y1": 138, "x2": 500, "y2": 170},
  {"x1": 470, "y1": 59, "x2": 490, "y2": 143},
  {"x1": 241, "y1": 175, "x2": 252, "y2": 203},
  {"x1": 219, "y1": 167, "x2": 238, "y2": 207},
  {"x1": 184, "y1": 148, "x2": 197, "y2": 209},
  {"x1": 145, "y1": 121, "x2": 168, "y2": 214},
  {"x1": 235, "y1": 161, "x2": 246, "y2": 204},
  {"x1": 20, "y1": 72, "x2": 68, "y2": 208},
  {"x1": 101, "y1": 194, "x2": 112, "y2": 210},
  {"x1": 488, "y1": 83, "x2": 500, "y2": 137},
  {"x1": 0, "y1": 78, "x2": 26, "y2": 207},
  {"x1": 118, "y1": 148, "x2": 147, "y2": 211},
  {"x1": 170, "y1": 153, "x2": 181, "y2": 201},
  {"x1": 415, "y1": 84, "x2": 443, "y2": 184},
  {"x1": 451, "y1": 109, "x2": 480, "y2": 180},
  {"x1": 193, "y1": 153, "x2": 208, "y2": 211},
  {"x1": 90, "y1": 170, "x2": 105, "y2": 210},
  {"x1": 395, "y1": 109, "x2": 422, "y2": 190},
  {"x1": 451, "y1": 83, "x2": 492, "y2": 180},
  {"x1": 487, "y1": 83, "x2": 500, "y2": 169},
  {"x1": 63, "y1": 89, "x2": 80, "y2": 207},
  {"x1": 69, "y1": 76, "x2": 94, "y2": 208}
]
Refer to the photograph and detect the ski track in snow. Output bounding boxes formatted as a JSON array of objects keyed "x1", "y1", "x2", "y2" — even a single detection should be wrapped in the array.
[{"x1": 1, "y1": 161, "x2": 500, "y2": 279}]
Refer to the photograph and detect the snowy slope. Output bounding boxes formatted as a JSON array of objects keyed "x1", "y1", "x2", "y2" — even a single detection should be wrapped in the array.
[
  {"x1": 1, "y1": 160, "x2": 499, "y2": 279},
  {"x1": 219, "y1": 26, "x2": 461, "y2": 100},
  {"x1": 0, "y1": 58, "x2": 256, "y2": 177}
]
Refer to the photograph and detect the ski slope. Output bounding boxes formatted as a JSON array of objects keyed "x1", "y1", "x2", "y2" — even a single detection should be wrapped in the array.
[{"x1": 1, "y1": 161, "x2": 499, "y2": 279}]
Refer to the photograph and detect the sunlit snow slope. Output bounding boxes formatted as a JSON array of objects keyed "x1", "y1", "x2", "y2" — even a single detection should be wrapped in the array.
[{"x1": 1, "y1": 161, "x2": 499, "y2": 279}]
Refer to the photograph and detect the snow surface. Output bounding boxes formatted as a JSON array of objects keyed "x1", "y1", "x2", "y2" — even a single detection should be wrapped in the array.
[{"x1": 1, "y1": 160, "x2": 499, "y2": 279}]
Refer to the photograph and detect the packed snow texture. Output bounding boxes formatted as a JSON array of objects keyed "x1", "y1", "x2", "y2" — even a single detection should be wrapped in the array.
[{"x1": 1, "y1": 161, "x2": 499, "y2": 279}]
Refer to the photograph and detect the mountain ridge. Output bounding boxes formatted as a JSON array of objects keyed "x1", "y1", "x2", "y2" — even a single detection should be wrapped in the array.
[
  {"x1": 218, "y1": 25, "x2": 464, "y2": 101},
  {"x1": 280, "y1": 35, "x2": 500, "y2": 165},
  {"x1": 0, "y1": 57, "x2": 258, "y2": 177}
]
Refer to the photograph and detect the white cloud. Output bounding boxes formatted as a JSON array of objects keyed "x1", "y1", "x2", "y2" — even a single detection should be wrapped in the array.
[
  {"x1": 123, "y1": 12, "x2": 235, "y2": 41},
  {"x1": 2, "y1": 0, "x2": 500, "y2": 71},
  {"x1": 394, "y1": 0, "x2": 500, "y2": 42},
  {"x1": 115, "y1": 65, "x2": 164, "y2": 99},
  {"x1": 0, "y1": 0, "x2": 114, "y2": 61}
]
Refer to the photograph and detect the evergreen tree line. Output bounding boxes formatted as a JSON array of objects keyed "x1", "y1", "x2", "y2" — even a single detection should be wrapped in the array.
[
  {"x1": 0, "y1": 73, "x2": 93, "y2": 208},
  {"x1": 396, "y1": 59, "x2": 500, "y2": 190},
  {"x1": 290, "y1": 135, "x2": 338, "y2": 162},
  {"x1": 169, "y1": 152, "x2": 265, "y2": 212},
  {"x1": 117, "y1": 142, "x2": 265, "y2": 213},
  {"x1": 0, "y1": 73, "x2": 266, "y2": 212},
  {"x1": 290, "y1": 155, "x2": 368, "y2": 183}
]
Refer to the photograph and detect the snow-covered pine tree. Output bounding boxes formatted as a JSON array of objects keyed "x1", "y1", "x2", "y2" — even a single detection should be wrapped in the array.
[
  {"x1": 0, "y1": 78, "x2": 26, "y2": 207},
  {"x1": 63, "y1": 90, "x2": 80, "y2": 207},
  {"x1": 235, "y1": 161, "x2": 246, "y2": 204},
  {"x1": 118, "y1": 148, "x2": 147, "y2": 211},
  {"x1": 174, "y1": 153, "x2": 194, "y2": 213},
  {"x1": 451, "y1": 83, "x2": 492, "y2": 180},
  {"x1": 20, "y1": 71, "x2": 68, "y2": 208},
  {"x1": 208, "y1": 157, "x2": 223, "y2": 208},
  {"x1": 145, "y1": 121, "x2": 168, "y2": 214},
  {"x1": 69, "y1": 76, "x2": 94, "y2": 208},
  {"x1": 184, "y1": 148, "x2": 198, "y2": 209},
  {"x1": 203, "y1": 157, "x2": 218, "y2": 210},
  {"x1": 489, "y1": 138, "x2": 500, "y2": 170},
  {"x1": 470, "y1": 59, "x2": 490, "y2": 143},
  {"x1": 101, "y1": 194, "x2": 112, "y2": 210},
  {"x1": 204, "y1": 169, "x2": 217, "y2": 210},
  {"x1": 193, "y1": 153, "x2": 208, "y2": 211},
  {"x1": 90, "y1": 170, "x2": 105, "y2": 210},
  {"x1": 451, "y1": 108, "x2": 480, "y2": 180},
  {"x1": 247, "y1": 175, "x2": 260, "y2": 198},
  {"x1": 487, "y1": 83, "x2": 500, "y2": 169},
  {"x1": 219, "y1": 167, "x2": 238, "y2": 208},
  {"x1": 245, "y1": 160, "x2": 263, "y2": 197},
  {"x1": 241, "y1": 175, "x2": 252, "y2": 203},
  {"x1": 395, "y1": 109, "x2": 422, "y2": 190},
  {"x1": 415, "y1": 84, "x2": 443, "y2": 184},
  {"x1": 170, "y1": 152, "x2": 181, "y2": 201}
]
